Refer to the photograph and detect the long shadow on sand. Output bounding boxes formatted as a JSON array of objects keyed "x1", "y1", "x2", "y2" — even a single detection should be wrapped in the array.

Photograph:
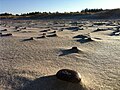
[
  {"x1": 22, "y1": 75, "x2": 87, "y2": 90},
  {"x1": 4, "y1": 75, "x2": 32, "y2": 90},
  {"x1": 73, "y1": 35, "x2": 94, "y2": 43},
  {"x1": 59, "y1": 49, "x2": 80, "y2": 56},
  {"x1": 76, "y1": 38, "x2": 94, "y2": 43},
  {"x1": 20, "y1": 37, "x2": 34, "y2": 42}
]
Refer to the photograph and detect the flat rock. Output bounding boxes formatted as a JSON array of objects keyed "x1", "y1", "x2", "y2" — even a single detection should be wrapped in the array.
[{"x1": 56, "y1": 69, "x2": 81, "y2": 83}]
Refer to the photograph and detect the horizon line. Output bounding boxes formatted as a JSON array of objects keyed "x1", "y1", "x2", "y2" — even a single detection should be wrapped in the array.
[{"x1": 0, "y1": 8, "x2": 120, "y2": 15}]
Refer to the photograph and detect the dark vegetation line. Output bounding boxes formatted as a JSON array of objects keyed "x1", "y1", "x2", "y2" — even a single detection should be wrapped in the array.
[
  {"x1": 0, "y1": 8, "x2": 120, "y2": 19},
  {"x1": 0, "y1": 8, "x2": 103, "y2": 16}
]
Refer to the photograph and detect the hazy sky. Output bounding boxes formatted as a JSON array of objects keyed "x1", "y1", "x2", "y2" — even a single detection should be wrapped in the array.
[{"x1": 0, "y1": 0, "x2": 120, "y2": 14}]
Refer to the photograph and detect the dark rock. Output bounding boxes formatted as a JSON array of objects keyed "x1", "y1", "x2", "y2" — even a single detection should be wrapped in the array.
[
  {"x1": 15, "y1": 26, "x2": 19, "y2": 30},
  {"x1": 73, "y1": 35, "x2": 88, "y2": 39},
  {"x1": 93, "y1": 28, "x2": 108, "y2": 32},
  {"x1": 59, "y1": 28, "x2": 64, "y2": 31},
  {"x1": 28, "y1": 37, "x2": 34, "y2": 40},
  {"x1": 86, "y1": 37, "x2": 93, "y2": 41},
  {"x1": 40, "y1": 30, "x2": 48, "y2": 32},
  {"x1": 93, "y1": 22, "x2": 105, "y2": 25},
  {"x1": 43, "y1": 33, "x2": 46, "y2": 36},
  {"x1": 56, "y1": 69, "x2": 81, "y2": 83},
  {"x1": 59, "y1": 47, "x2": 81, "y2": 56},
  {"x1": 14, "y1": 29, "x2": 21, "y2": 32},
  {"x1": 75, "y1": 34, "x2": 94, "y2": 43},
  {"x1": 41, "y1": 35, "x2": 46, "y2": 38},
  {"x1": 36, "y1": 35, "x2": 46, "y2": 39},
  {"x1": 71, "y1": 47, "x2": 80, "y2": 53},
  {"x1": 115, "y1": 26, "x2": 120, "y2": 30},
  {"x1": 48, "y1": 31, "x2": 57, "y2": 34},
  {"x1": 1, "y1": 33, "x2": 12, "y2": 37},
  {"x1": 47, "y1": 29, "x2": 51, "y2": 31},
  {"x1": 23, "y1": 27, "x2": 26, "y2": 29},
  {"x1": 66, "y1": 27, "x2": 80, "y2": 31},
  {"x1": 0, "y1": 29, "x2": 7, "y2": 32},
  {"x1": 47, "y1": 33, "x2": 57, "y2": 37},
  {"x1": 22, "y1": 37, "x2": 34, "y2": 41},
  {"x1": 79, "y1": 28, "x2": 84, "y2": 30},
  {"x1": 53, "y1": 31, "x2": 56, "y2": 33}
]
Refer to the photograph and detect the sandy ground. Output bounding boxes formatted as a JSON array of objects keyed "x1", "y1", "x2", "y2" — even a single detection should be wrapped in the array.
[{"x1": 0, "y1": 20, "x2": 120, "y2": 90}]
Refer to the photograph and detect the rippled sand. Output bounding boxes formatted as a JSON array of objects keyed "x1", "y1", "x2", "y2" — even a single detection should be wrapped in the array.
[{"x1": 0, "y1": 20, "x2": 120, "y2": 90}]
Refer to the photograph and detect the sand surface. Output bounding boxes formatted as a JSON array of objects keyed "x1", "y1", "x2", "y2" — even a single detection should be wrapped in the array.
[{"x1": 0, "y1": 20, "x2": 120, "y2": 90}]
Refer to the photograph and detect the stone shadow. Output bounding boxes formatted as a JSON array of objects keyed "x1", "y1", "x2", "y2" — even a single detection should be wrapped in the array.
[
  {"x1": 59, "y1": 47, "x2": 80, "y2": 56},
  {"x1": 22, "y1": 75, "x2": 88, "y2": 90}
]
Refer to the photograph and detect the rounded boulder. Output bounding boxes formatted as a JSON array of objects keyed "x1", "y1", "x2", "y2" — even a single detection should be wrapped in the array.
[{"x1": 56, "y1": 69, "x2": 81, "y2": 83}]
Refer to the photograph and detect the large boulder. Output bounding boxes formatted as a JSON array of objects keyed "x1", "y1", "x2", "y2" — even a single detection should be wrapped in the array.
[{"x1": 56, "y1": 69, "x2": 81, "y2": 83}]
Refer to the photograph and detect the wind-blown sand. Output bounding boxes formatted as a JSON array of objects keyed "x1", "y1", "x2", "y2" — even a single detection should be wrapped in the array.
[{"x1": 0, "y1": 20, "x2": 120, "y2": 90}]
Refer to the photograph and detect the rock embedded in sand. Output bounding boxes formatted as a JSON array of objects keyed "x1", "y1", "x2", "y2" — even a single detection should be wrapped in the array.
[
  {"x1": 41, "y1": 35, "x2": 46, "y2": 38},
  {"x1": 22, "y1": 27, "x2": 26, "y2": 29},
  {"x1": 59, "y1": 28, "x2": 64, "y2": 31},
  {"x1": 43, "y1": 33, "x2": 46, "y2": 36},
  {"x1": 71, "y1": 47, "x2": 78, "y2": 50},
  {"x1": 28, "y1": 37, "x2": 34, "y2": 40},
  {"x1": 23, "y1": 37, "x2": 34, "y2": 41},
  {"x1": 1, "y1": 33, "x2": 12, "y2": 37},
  {"x1": 86, "y1": 37, "x2": 93, "y2": 41},
  {"x1": 47, "y1": 33, "x2": 57, "y2": 37},
  {"x1": 15, "y1": 26, "x2": 19, "y2": 30},
  {"x1": 56, "y1": 69, "x2": 81, "y2": 83},
  {"x1": 71, "y1": 47, "x2": 80, "y2": 53},
  {"x1": 53, "y1": 31, "x2": 56, "y2": 33},
  {"x1": 0, "y1": 29, "x2": 7, "y2": 32}
]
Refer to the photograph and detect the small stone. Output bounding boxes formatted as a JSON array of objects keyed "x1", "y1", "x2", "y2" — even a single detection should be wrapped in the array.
[
  {"x1": 56, "y1": 69, "x2": 81, "y2": 83},
  {"x1": 71, "y1": 47, "x2": 79, "y2": 53},
  {"x1": 23, "y1": 27, "x2": 26, "y2": 29},
  {"x1": 29, "y1": 37, "x2": 34, "y2": 40},
  {"x1": 47, "y1": 33, "x2": 57, "y2": 37},
  {"x1": 43, "y1": 33, "x2": 46, "y2": 36},
  {"x1": 1, "y1": 33, "x2": 12, "y2": 37},
  {"x1": 86, "y1": 37, "x2": 93, "y2": 41},
  {"x1": 72, "y1": 47, "x2": 78, "y2": 50},
  {"x1": 53, "y1": 31, "x2": 56, "y2": 33},
  {"x1": 0, "y1": 29, "x2": 7, "y2": 32},
  {"x1": 15, "y1": 26, "x2": 19, "y2": 30},
  {"x1": 41, "y1": 35, "x2": 46, "y2": 38}
]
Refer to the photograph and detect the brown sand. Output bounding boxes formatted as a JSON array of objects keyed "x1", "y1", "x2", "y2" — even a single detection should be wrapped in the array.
[{"x1": 0, "y1": 20, "x2": 120, "y2": 90}]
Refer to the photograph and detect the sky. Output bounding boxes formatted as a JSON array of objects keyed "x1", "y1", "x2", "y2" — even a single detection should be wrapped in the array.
[{"x1": 0, "y1": 0, "x2": 120, "y2": 14}]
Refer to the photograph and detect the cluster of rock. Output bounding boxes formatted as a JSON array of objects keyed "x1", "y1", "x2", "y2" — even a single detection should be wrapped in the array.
[{"x1": 0, "y1": 29, "x2": 12, "y2": 37}]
